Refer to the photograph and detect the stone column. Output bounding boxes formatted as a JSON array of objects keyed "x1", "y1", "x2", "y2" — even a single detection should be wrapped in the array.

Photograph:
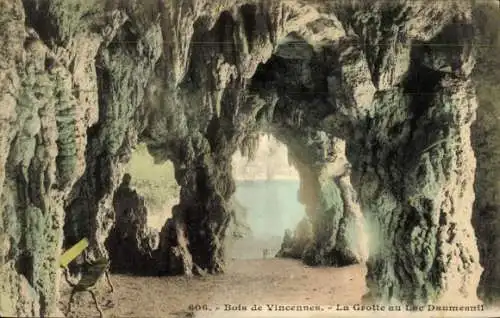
[{"x1": 349, "y1": 80, "x2": 481, "y2": 305}]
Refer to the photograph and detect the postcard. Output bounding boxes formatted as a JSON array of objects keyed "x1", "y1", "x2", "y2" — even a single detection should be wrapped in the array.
[{"x1": 1, "y1": 0, "x2": 499, "y2": 317}]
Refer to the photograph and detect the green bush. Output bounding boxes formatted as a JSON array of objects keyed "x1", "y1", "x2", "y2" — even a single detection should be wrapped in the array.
[{"x1": 124, "y1": 143, "x2": 179, "y2": 213}]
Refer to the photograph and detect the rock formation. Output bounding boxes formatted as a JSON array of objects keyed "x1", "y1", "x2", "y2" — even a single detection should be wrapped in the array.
[
  {"x1": 276, "y1": 218, "x2": 313, "y2": 260},
  {"x1": 226, "y1": 197, "x2": 252, "y2": 240},
  {"x1": 470, "y1": 1, "x2": 500, "y2": 304},
  {"x1": 0, "y1": 0, "x2": 493, "y2": 315},
  {"x1": 274, "y1": 133, "x2": 368, "y2": 266},
  {"x1": 105, "y1": 173, "x2": 159, "y2": 274}
]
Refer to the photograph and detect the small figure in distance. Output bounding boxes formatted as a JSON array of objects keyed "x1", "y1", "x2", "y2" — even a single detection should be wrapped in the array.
[{"x1": 262, "y1": 248, "x2": 269, "y2": 259}]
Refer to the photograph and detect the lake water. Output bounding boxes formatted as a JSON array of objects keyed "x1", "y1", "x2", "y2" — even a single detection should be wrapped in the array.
[{"x1": 234, "y1": 180, "x2": 306, "y2": 239}]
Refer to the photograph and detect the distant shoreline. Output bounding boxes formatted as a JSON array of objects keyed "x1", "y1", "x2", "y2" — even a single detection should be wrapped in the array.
[{"x1": 235, "y1": 179, "x2": 300, "y2": 184}]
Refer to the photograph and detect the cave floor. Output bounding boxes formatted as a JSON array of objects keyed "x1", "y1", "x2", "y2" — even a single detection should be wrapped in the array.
[{"x1": 59, "y1": 258, "x2": 367, "y2": 318}]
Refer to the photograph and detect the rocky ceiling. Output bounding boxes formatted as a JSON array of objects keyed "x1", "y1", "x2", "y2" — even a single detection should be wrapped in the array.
[{"x1": 0, "y1": 0, "x2": 494, "y2": 316}]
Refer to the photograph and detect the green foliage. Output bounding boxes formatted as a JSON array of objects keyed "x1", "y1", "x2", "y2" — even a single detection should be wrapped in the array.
[{"x1": 124, "y1": 143, "x2": 179, "y2": 213}]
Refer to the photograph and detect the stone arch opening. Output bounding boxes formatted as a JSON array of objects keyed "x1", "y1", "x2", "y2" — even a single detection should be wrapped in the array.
[
  {"x1": 239, "y1": 30, "x2": 368, "y2": 268},
  {"x1": 122, "y1": 143, "x2": 179, "y2": 232},
  {"x1": 227, "y1": 132, "x2": 307, "y2": 260},
  {"x1": 104, "y1": 142, "x2": 180, "y2": 274}
]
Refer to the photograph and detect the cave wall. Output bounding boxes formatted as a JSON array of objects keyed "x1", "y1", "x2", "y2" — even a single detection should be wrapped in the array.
[
  {"x1": 1, "y1": 0, "x2": 163, "y2": 315},
  {"x1": 470, "y1": 1, "x2": 500, "y2": 304},
  {"x1": 334, "y1": 2, "x2": 480, "y2": 305},
  {"x1": 0, "y1": 0, "x2": 492, "y2": 315},
  {"x1": 0, "y1": 0, "x2": 97, "y2": 315}
]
